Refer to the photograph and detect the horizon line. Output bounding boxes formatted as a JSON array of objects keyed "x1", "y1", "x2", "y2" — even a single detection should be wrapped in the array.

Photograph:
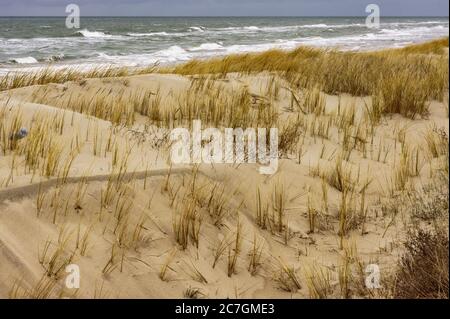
[{"x1": 0, "y1": 15, "x2": 449, "y2": 18}]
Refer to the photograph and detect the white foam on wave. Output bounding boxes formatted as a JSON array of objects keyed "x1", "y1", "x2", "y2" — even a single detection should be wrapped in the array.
[
  {"x1": 46, "y1": 53, "x2": 65, "y2": 62},
  {"x1": 187, "y1": 21, "x2": 447, "y2": 36},
  {"x1": 293, "y1": 25, "x2": 449, "y2": 50},
  {"x1": 380, "y1": 25, "x2": 446, "y2": 35},
  {"x1": 215, "y1": 26, "x2": 261, "y2": 32},
  {"x1": 161, "y1": 45, "x2": 188, "y2": 55},
  {"x1": 301, "y1": 24, "x2": 329, "y2": 28},
  {"x1": 189, "y1": 26, "x2": 206, "y2": 32},
  {"x1": 10, "y1": 56, "x2": 38, "y2": 64},
  {"x1": 189, "y1": 43, "x2": 224, "y2": 51},
  {"x1": 97, "y1": 52, "x2": 113, "y2": 59},
  {"x1": 2, "y1": 20, "x2": 448, "y2": 75},
  {"x1": 76, "y1": 29, "x2": 112, "y2": 38},
  {"x1": 127, "y1": 32, "x2": 170, "y2": 37},
  {"x1": 90, "y1": 45, "x2": 192, "y2": 67},
  {"x1": 156, "y1": 45, "x2": 191, "y2": 61},
  {"x1": 210, "y1": 23, "x2": 363, "y2": 34},
  {"x1": 388, "y1": 20, "x2": 449, "y2": 27}
]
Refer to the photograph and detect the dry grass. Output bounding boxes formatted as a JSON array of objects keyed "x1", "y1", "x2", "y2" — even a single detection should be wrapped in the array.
[
  {"x1": 372, "y1": 71, "x2": 430, "y2": 119},
  {"x1": 278, "y1": 119, "x2": 302, "y2": 156},
  {"x1": 338, "y1": 252, "x2": 352, "y2": 298},
  {"x1": 272, "y1": 182, "x2": 287, "y2": 233},
  {"x1": 30, "y1": 87, "x2": 151, "y2": 126},
  {"x1": 255, "y1": 187, "x2": 270, "y2": 230},
  {"x1": 212, "y1": 235, "x2": 231, "y2": 269},
  {"x1": 302, "y1": 86, "x2": 326, "y2": 116},
  {"x1": 0, "y1": 109, "x2": 83, "y2": 182},
  {"x1": 0, "y1": 64, "x2": 159, "y2": 92},
  {"x1": 38, "y1": 227, "x2": 76, "y2": 279},
  {"x1": 322, "y1": 155, "x2": 356, "y2": 193},
  {"x1": 248, "y1": 233, "x2": 264, "y2": 276},
  {"x1": 173, "y1": 80, "x2": 278, "y2": 128},
  {"x1": 408, "y1": 181, "x2": 449, "y2": 221},
  {"x1": 395, "y1": 38, "x2": 449, "y2": 55},
  {"x1": 0, "y1": 109, "x2": 23, "y2": 154},
  {"x1": 159, "y1": 249, "x2": 177, "y2": 282},
  {"x1": 394, "y1": 227, "x2": 449, "y2": 299},
  {"x1": 273, "y1": 258, "x2": 302, "y2": 292},
  {"x1": 304, "y1": 264, "x2": 333, "y2": 299},
  {"x1": 102, "y1": 244, "x2": 119, "y2": 277},
  {"x1": 9, "y1": 275, "x2": 58, "y2": 299},
  {"x1": 425, "y1": 125, "x2": 448, "y2": 159},
  {"x1": 172, "y1": 39, "x2": 448, "y2": 119},
  {"x1": 172, "y1": 198, "x2": 202, "y2": 250},
  {"x1": 184, "y1": 286, "x2": 205, "y2": 299},
  {"x1": 227, "y1": 220, "x2": 243, "y2": 277},
  {"x1": 392, "y1": 143, "x2": 423, "y2": 192},
  {"x1": 392, "y1": 171, "x2": 449, "y2": 298}
]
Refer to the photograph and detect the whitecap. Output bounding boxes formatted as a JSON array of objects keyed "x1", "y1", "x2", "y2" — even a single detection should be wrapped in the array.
[
  {"x1": 10, "y1": 56, "x2": 38, "y2": 64},
  {"x1": 76, "y1": 29, "x2": 111, "y2": 38},
  {"x1": 189, "y1": 26, "x2": 206, "y2": 32},
  {"x1": 97, "y1": 52, "x2": 113, "y2": 59},
  {"x1": 189, "y1": 43, "x2": 224, "y2": 51},
  {"x1": 127, "y1": 32, "x2": 170, "y2": 37},
  {"x1": 301, "y1": 24, "x2": 329, "y2": 28},
  {"x1": 46, "y1": 53, "x2": 65, "y2": 62},
  {"x1": 157, "y1": 45, "x2": 188, "y2": 56}
]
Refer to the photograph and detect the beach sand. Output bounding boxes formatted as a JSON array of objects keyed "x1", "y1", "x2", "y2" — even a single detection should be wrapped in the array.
[{"x1": 0, "y1": 48, "x2": 448, "y2": 298}]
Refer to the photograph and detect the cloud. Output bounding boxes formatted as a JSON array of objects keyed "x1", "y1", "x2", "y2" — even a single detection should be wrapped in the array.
[{"x1": 0, "y1": 0, "x2": 448, "y2": 16}]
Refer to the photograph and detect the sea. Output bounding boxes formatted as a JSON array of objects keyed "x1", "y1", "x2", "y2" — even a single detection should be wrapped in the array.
[{"x1": 0, "y1": 16, "x2": 448, "y2": 74}]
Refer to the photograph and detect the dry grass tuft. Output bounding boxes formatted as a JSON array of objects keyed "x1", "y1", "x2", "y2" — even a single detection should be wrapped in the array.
[
  {"x1": 227, "y1": 220, "x2": 243, "y2": 277},
  {"x1": 273, "y1": 258, "x2": 302, "y2": 292},
  {"x1": 9, "y1": 275, "x2": 58, "y2": 299},
  {"x1": 304, "y1": 264, "x2": 333, "y2": 299},
  {"x1": 172, "y1": 198, "x2": 202, "y2": 250},
  {"x1": 394, "y1": 227, "x2": 449, "y2": 299},
  {"x1": 172, "y1": 39, "x2": 448, "y2": 120}
]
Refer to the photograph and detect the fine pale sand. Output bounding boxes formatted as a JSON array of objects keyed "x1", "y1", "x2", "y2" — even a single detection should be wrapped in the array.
[{"x1": 0, "y1": 66, "x2": 448, "y2": 298}]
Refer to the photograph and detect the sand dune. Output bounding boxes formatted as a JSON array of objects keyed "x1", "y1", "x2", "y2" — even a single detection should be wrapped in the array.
[{"x1": 0, "y1": 42, "x2": 448, "y2": 298}]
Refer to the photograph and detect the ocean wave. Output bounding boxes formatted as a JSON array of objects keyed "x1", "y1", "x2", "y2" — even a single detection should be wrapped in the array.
[
  {"x1": 127, "y1": 31, "x2": 189, "y2": 38},
  {"x1": 158, "y1": 45, "x2": 189, "y2": 57},
  {"x1": 210, "y1": 23, "x2": 364, "y2": 34},
  {"x1": 10, "y1": 56, "x2": 38, "y2": 64},
  {"x1": 76, "y1": 29, "x2": 112, "y2": 38},
  {"x1": 89, "y1": 45, "x2": 192, "y2": 66},
  {"x1": 299, "y1": 23, "x2": 367, "y2": 29},
  {"x1": 291, "y1": 25, "x2": 449, "y2": 49},
  {"x1": 301, "y1": 24, "x2": 329, "y2": 28},
  {"x1": 46, "y1": 53, "x2": 65, "y2": 62},
  {"x1": 189, "y1": 43, "x2": 224, "y2": 52},
  {"x1": 215, "y1": 26, "x2": 261, "y2": 32},
  {"x1": 388, "y1": 20, "x2": 449, "y2": 27},
  {"x1": 380, "y1": 25, "x2": 446, "y2": 34},
  {"x1": 212, "y1": 21, "x2": 447, "y2": 33},
  {"x1": 204, "y1": 23, "x2": 365, "y2": 35},
  {"x1": 374, "y1": 25, "x2": 449, "y2": 42},
  {"x1": 127, "y1": 32, "x2": 170, "y2": 37},
  {"x1": 96, "y1": 52, "x2": 113, "y2": 59},
  {"x1": 189, "y1": 26, "x2": 206, "y2": 32},
  {"x1": 1, "y1": 19, "x2": 448, "y2": 75},
  {"x1": 244, "y1": 26, "x2": 260, "y2": 31}
]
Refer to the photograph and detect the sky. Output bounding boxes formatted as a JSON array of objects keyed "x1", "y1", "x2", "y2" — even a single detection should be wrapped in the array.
[{"x1": 0, "y1": 0, "x2": 449, "y2": 17}]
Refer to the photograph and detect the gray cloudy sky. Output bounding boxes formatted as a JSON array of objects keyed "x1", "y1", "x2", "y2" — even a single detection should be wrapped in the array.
[{"x1": 0, "y1": 0, "x2": 448, "y2": 16}]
